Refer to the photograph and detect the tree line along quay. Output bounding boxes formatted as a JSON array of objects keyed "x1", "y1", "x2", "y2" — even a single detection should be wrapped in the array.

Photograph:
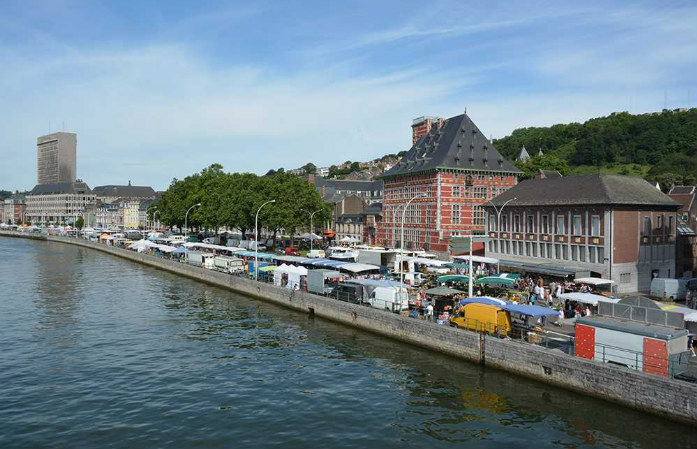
[{"x1": 152, "y1": 164, "x2": 332, "y2": 244}]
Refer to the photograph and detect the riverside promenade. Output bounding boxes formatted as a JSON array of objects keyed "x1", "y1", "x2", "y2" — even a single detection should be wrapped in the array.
[{"x1": 3, "y1": 230, "x2": 697, "y2": 426}]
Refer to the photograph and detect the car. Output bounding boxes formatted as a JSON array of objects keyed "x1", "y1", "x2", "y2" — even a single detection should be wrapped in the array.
[{"x1": 284, "y1": 246, "x2": 301, "y2": 256}]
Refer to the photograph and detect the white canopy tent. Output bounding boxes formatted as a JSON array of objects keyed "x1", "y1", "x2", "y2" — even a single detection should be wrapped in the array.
[
  {"x1": 299, "y1": 232, "x2": 322, "y2": 240},
  {"x1": 274, "y1": 264, "x2": 307, "y2": 290},
  {"x1": 453, "y1": 255, "x2": 499, "y2": 264},
  {"x1": 574, "y1": 277, "x2": 614, "y2": 286},
  {"x1": 339, "y1": 236, "x2": 360, "y2": 243},
  {"x1": 129, "y1": 240, "x2": 157, "y2": 252},
  {"x1": 559, "y1": 292, "x2": 621, "y2": 306}
]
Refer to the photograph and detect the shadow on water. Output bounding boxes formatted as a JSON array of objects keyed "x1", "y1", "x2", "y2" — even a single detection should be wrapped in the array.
[{"x1": 153, "y1": 277, "x2": 695, "y2": 449}]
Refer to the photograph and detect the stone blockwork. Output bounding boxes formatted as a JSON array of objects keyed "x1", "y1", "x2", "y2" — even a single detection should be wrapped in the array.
[{"x1": 2, "y1": 230, "x2": 696, "y2": 426}]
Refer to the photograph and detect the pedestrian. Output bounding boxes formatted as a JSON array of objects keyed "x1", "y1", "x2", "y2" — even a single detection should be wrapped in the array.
[
  {"x1": 425, "y1": 302, "x2": 434, "y2": 322},
  {"x1": 584, "y1": 305, "x2": 592, "y2": 317}
]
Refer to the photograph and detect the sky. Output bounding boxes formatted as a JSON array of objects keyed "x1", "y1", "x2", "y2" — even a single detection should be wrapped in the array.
[{"x1": 1, "y1": 0, "x2": 696, "y2": 191}]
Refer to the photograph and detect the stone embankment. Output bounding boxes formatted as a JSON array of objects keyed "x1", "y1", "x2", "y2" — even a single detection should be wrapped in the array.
[{"x1": 2, "y1": 230, "x2": 696, "y2": 426}]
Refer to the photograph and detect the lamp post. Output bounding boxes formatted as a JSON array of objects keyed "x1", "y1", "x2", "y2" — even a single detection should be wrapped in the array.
[
  {"x1": 400, "y1": 193, "x2": 427, "y2": 293},
  {"x1": 255, "y1": 199, "x2": 276, "y2": 280},
  {"x1": 306, "y1": 209, "x2": 322, "y2": 252},
  {"x1": 153, "y1": 210, "x2": 160, "y2": 232},
  {"x1": 184, "y1": 203, "x2": 201, "y2": 262},
  {"x1": 487, "y1": 197, "x2": 517, "y2": 273}
]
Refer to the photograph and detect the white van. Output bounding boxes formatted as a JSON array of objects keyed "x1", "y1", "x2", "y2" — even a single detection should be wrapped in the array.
[
  {"x1": 650, "y1": 278, "x2": 688, "y2": 300},
  {"x1": 213, "y1": 256, "x2": 245, "y2": 274},
  {"x1": 366, "y1": 287, "x2": 409, "y2": 313},
  {"x1": 307, "y1": 249, "x2": 325, "y2": 259}
]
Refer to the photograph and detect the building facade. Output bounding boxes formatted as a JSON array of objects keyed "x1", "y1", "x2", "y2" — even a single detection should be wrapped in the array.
[
  {"x1": 668, "y1": 186, "x2": 697, "y2": 277},
  {"x1": 37, "y1": 132, "x2": 77, "y2": 185},
  {"x1": 485, "y1": 174, "x2": 680, "y2": 294},
  {"x1": 361, "y1": 202, "x2": 382, "y2": 245},
  {"x1": 1, "y1": 198, "x2": 27, "y2": 224},
  {"x1": 310, "y1": 176, "x2": 383, "y2": 205},
  {"x1": 92, "y1": 184, "x2": 157, "y2": 204},
  {"x1": 26, "y1": 181, "x2": 95, "y2": 225},
  {"x1": 377, "y1": 113, "x2": 520, "y2": 255}
]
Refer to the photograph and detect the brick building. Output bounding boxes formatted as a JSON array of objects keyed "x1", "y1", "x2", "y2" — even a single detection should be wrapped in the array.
[
  {"x1": 485, "y1": 174, "x2": 681, "y2": 293},
  {"x1": 377, "y1": 113, "x2": 520, "y2": 255},
  {"x1": 668, "y1": 186, "x2": 697, "y2": 277}
]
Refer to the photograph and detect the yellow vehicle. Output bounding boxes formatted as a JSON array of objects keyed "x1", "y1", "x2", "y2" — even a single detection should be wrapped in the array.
[{"x1": 449, "y1": 303, "x2": 512, "y2": 336}]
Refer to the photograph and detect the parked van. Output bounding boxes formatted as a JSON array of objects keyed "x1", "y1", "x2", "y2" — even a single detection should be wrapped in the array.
[
  {"x1": 331, "y1": 283, "x2": 363, "y2": 304},
  {"x1": 449, "y1": 303, "x2": 512, "y2": 336},
  {"x1": 366, "y1": 287, "x2": 409, "y2": 313},
  {"x1": 307, "y1": 249, "x2": 325, "y2": 259},
  {"x1": 213, "y1": 256, "x2": 245, "y2": 274},
  {"x1": 650, "y1": 278, "x2": 688, "y2": 301}
]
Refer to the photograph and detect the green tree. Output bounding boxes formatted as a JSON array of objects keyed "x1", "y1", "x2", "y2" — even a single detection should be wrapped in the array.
[
  {"x1": 75, "y1": 216, "x2": 84, "y2": 230},
  {"x1": 301, "y1": 163, "x2": 317, "y2": 175},
  {"x1": 515, "y1": 154, "x2": 571, "y2": 180}
]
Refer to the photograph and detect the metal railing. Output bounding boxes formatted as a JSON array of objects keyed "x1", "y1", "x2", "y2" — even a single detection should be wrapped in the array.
[{"x1": 575, "y1": 340, "x2": 692, "y2": 378}]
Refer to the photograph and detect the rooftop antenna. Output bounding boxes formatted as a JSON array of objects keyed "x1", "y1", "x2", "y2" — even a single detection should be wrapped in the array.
[{"x1": 464, "y1": 107, "x2": 467, "y2": 115}]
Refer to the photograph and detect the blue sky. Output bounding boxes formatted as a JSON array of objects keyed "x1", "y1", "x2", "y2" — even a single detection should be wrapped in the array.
[{"x1": 1, "y1": 0, "x2": 696, "y2": 191}]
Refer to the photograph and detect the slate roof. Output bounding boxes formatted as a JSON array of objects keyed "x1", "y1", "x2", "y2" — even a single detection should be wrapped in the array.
[
  {"x1": 380, "y1": 113, "x2": 521, "y2": 179},
  {"x1": 313, "y1": 177, "x2": 383, "y2": 192},
  {"x1": 489, "y1": 174, "x2": 681, "y2": 208},
  {"x1": 668, "y1": 185, "x2": 695, "y2": 213},
  {"x1": 361, "y1": 202, "x2": 383, "y2": 216},
  {"x1": 92, "y1": 185, "x2": 156, "y2": 198},
  {"x1": 29, "y1": 181, "x2": 92, "y2": 195}
]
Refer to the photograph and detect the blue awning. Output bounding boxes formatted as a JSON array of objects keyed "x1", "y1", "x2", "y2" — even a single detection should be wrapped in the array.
[{"x1": 459, "y1": 297, "x2": 559, "y2": 318}]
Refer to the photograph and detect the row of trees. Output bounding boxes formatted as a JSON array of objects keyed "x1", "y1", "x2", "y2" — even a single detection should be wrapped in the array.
[{"x1": 152, "y1": 164, "x2": 332, "y2": 243}]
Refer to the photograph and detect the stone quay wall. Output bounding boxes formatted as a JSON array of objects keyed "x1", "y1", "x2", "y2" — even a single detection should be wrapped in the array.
[{"x1": 2, "y1": 230, "x2": 696, "y2": 426}]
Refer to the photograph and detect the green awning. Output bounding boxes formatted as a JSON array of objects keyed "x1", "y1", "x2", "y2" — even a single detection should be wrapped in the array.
[
  {"x1": 425, "y1": 287, "x2": 465, "y2": 297},
  {"x1": 477, "y1": 275, "x2": 516, "y2": 286},
  {"x1": 437, "y1": 274, "x2": 471, "y2": 283},
  {"x1": 444, "y1": 263, "x2": 469, "y2": 269}
]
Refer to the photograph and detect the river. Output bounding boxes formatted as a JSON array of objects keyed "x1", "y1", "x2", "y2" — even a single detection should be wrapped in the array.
[{"x1": 0, "y1": 237, "x2": 694, "y2": 448}]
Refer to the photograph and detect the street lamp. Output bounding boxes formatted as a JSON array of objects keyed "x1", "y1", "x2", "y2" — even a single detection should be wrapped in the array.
[
  {"x1": 184, "y1": 203, "x2": 201, "y2": 262},
  {"x1": 400, "y1": 193, "x2": 427, "y2": 293},
  {"x1": 305, "y1": 209, "x2": 323, "y2": 252},
  {"x1": 153, "y1": 210, "x2": 160, "y2": 232},
  {"x1": 255, "y1": 199, "x2": 276, "y2": 280},
  {"x1": 487, "y1": 197, "x2": 517, "y2": 273}
]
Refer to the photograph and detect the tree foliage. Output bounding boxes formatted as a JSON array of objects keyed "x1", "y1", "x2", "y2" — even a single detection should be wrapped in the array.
[
  {"x1": 152, "y1": 164, "x2": 330, "y2": 240},
  {"x1": 516, "y1": 154, "x2": 571, "y2": 180},
  {"x1": 75, "y1": 216, "x2": 84, "y2": 230},
  {"x1": 494, "y1": 109, "x2": 697, "y2": 182}
]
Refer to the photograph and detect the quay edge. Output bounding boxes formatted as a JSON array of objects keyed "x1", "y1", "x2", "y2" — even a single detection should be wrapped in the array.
[{"x1": 2, "y1": 230, "x2": 696, "y2": 426}]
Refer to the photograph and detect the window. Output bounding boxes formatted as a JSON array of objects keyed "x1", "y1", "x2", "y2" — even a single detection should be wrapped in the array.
[
  {"x1": 589, "y1": 247, "x2": 596, "y2": 263},
  {"x1": 597, "y1": 247, "x2": 605, "y2": 263},
  {"x1": 643, "y1": 217, "x2": 651, "y2": 236},
  {"x1": 556, "y1": 215, "x2": 565, "y2": 234},
  {"x1": 452, "y1": 185, "x2": 461, "y2": 197},
  {"x1": 573, "y1": 215, "x2": 582, "y2": 235},
  {"x1": 668, "y1": 216, "x2": 674, "y2": 235},
  {"x1": 579, "y1": 246, "x2": 586, "y2": 262},
  {"x1": 620, "y1": 273, "x2": 631, "y2": 284},
  {"x1": 562, "y1": 245, "x2": 569, "y2": 260},
  {"x1": 657, "y1": 215, "x2": 663, "y2": 233},
  {"x1": 452, "y1": 204, "x2": 460, "y2": 224},
  {"x1": 473, "y1": 206, "x2": 485, "y2": 226},
  {"x1": 501, "y1": 215, "x2": 508, "y2": 232},
  {"x1": 513, "y1": 215, "x2": 521, "y2": 232},
  {"x1": 540, "y1": 243, "x2": 546, "y2": 258},
  {"x1": 541, "y1": 215, "x2": 549, "y2": 234},
  {"x1": 527, "y1": 215, "x2": 534, "y2": 233},
  {"x1": 554, "y1": 244, "x2": 562, "y2": 259},
  {"x1": 591, "y1": 215, "x2": 600, "y2": 236},
  {"x1": 489, "y1": 214, "x2": 496, "y2": 231}
]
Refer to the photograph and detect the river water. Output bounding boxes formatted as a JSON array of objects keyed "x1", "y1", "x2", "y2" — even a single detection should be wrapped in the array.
[{"x1": 0, "y1": 237, "x2": 694, "y2": 448}]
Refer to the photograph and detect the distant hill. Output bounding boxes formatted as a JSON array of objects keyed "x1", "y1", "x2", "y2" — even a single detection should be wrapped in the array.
[{"x1": 493, "y1": 109, "x2": 697, "y2": 186}]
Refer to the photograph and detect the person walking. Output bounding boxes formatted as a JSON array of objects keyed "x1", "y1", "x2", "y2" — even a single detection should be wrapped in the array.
[{"x1": 425, "y1": 303, "x2": 434, "y2": 322}]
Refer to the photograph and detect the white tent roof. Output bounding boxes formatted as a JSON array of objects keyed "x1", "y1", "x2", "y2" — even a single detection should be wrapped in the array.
[
  {"x1": 183, "y1": 242, "x2": 245, "y2": 252},
  {"x1": 574, "y1": 277, "x2": 614, "y2": 286},
  {"x1": 340, "y1": 263, "x2": 380, "y2": 273},
  {"x1": 559, "y1": 292, "x2": 621, "y2": 306},
  {"x1": 339, "y1": 236, "x2": 360, "y2": 243},
  {"x1": 453, "y1": 255, "x2": 499, "y2": 264},
  {"x1": 408, "y1": 257, "x2": 450, "y2": 267},
  {"x1": 299, "y1": 232, "x2": 322, "y2": 240}
]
